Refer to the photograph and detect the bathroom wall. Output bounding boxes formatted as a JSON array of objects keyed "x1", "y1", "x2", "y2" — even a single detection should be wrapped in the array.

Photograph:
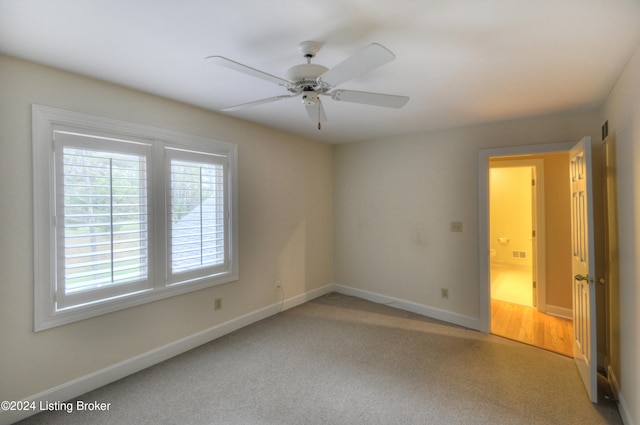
[{"x1": 489, "y1": 166, "x2": 533, "y2": 267}]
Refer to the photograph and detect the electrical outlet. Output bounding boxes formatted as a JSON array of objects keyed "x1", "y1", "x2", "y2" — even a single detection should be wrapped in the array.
[
  {"x1": 441, "y1": 288, "x2": 449, "y2": 299},
  {"x1": 214, "y1": 298, "x2": 222, "y2": 310},
  {"x1": 450, "y1": 221, "x2": 463, "y2": 232}
]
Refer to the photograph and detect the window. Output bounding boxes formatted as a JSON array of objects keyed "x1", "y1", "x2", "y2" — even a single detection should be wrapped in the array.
[
  {"x1": 54, "y1": 131, "x2": 152, "y2": 310},
  {"x1": 166, "y1": 149, "x2": 228, "y2": 282},
  {"x1": 33, "y1": 105, "x2": 238, "y2": 331}
]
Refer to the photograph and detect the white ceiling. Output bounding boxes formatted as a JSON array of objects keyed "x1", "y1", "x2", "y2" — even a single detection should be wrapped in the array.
[{"x1": 2, "y1": 0, "x2": 640, "y2": 143}]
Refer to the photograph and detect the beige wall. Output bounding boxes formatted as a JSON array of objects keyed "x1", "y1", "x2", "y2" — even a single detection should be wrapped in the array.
[
  {"x1": 599, "y1": 42, "x2": 640, "y2": 424},
  {"x1": 489, "y1": 166, "x2": 533, "y2": 267},
  {"x1": 0, "y1": 55, "x2": 334, "y2": 402},
  {"x1": 334, "y1": 112, "x2": 599, "y2": 321}
]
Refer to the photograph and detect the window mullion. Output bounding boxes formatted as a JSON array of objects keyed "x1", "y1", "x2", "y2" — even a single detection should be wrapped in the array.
[{"x1": 151, "y1": 141, "x2": 165, "y2": 290}]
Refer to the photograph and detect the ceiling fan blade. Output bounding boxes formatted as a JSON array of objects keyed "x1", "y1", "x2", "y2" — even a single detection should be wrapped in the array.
[
  {"x1": 305, "y1": 100, "x2": 327, "y2": 129},
  {"x1": 318, "y1": 43, "x2": 396, "y2": 87},
  {"x1": 222, "y1": 94, "x2": 297, "y2": 111},
  {"x1": 330, "y1": 89, "x2": 409, "y2": 108},
  {"x1": 206, "y1": 56, "x2": 290, "y2": 86}
]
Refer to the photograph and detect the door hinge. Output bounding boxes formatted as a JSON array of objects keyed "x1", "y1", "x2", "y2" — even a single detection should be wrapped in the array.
[
  {"x1": 532, "y1": 230, "x2": 536, "y2": 237},
  {"x1": 532, "y1": 179, "x2": 536, "y2": 186},
  {"x1": 533, "y1": 281, "x2": 537, "y2": 288}
]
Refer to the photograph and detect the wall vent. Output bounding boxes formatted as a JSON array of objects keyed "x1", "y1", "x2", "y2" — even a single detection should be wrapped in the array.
[{"x1": 512, "y1": 250, "x2": 527, "y2": 259}]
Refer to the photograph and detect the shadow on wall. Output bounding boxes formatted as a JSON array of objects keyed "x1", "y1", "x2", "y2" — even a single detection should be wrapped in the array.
[{"x1": 278, "y1": 219, "x2": 307, "y2": 299}]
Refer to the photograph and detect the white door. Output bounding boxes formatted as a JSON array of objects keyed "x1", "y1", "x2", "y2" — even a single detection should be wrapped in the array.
[{"x1": 570, "y1": 136, "x2": 598, "y2": 403}]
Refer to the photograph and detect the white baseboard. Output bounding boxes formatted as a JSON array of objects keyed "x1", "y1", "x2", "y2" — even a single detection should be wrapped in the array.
[
  {"x1": 333, "y1": 284, "x2": 481, "y2": 331},
  {"x1": 1, "y1": 284, "x2": 334, "y2": 425},
  {"x1": 280, "y1": 283, "x2": 334, "y2": 311},
  {"x1": 608, "y1": 366, "x2": 634, "y2": 425},
  {"x1": 544, "y1": 304, "x2": 572, "y2": 319}
]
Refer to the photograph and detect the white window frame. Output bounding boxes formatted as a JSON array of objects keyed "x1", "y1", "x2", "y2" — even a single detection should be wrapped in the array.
[{"x1": 32, "y1": 105, "x2": 239, "y2": 331}]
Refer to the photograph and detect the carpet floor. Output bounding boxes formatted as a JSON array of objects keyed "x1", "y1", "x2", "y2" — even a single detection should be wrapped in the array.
[{"x1": 17, "y1": 293, "x2": 622, "y2": 425}]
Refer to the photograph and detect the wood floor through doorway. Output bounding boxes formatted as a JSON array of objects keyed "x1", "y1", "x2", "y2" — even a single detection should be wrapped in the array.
[{"x1": 491, "y1": 298, "x2": 573, "y2": 357}]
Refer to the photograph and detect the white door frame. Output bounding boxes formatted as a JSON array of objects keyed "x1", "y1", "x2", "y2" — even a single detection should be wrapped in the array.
[{"x1": 478, "y1": 141, "x2": 575, "y2": 333}]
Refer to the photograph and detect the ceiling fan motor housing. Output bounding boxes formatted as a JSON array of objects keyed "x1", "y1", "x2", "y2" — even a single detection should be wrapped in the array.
[{"x1": 286, "y1": 63, "x2": 328, "y2": 83}]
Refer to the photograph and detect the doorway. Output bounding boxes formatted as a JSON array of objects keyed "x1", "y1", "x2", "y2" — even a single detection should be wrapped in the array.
[
  {"x1": 479, "y1": 144, "x2": 575, "y2": 357},
  {"x1": 489, "y1": 160, "x2": 541, "y2": 310}
]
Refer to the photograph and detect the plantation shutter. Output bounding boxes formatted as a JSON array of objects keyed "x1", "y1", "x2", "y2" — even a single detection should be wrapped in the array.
[
  {"x1": 53, "y1": 130, "x2": 152, "y2": 308},
  {"x1": 166, "y1": 148, "x2": 228, "y2": 283}
]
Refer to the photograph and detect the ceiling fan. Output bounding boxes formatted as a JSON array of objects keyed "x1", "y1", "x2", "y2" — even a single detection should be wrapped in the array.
[{"x1": 206, "y1": 41, "x2": 409, "y2": 129}]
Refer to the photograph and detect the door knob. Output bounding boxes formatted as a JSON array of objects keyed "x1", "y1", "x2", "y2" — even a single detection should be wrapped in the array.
[{"x1": 575, "y1": 274, "x2": 606, "y2": 285}]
